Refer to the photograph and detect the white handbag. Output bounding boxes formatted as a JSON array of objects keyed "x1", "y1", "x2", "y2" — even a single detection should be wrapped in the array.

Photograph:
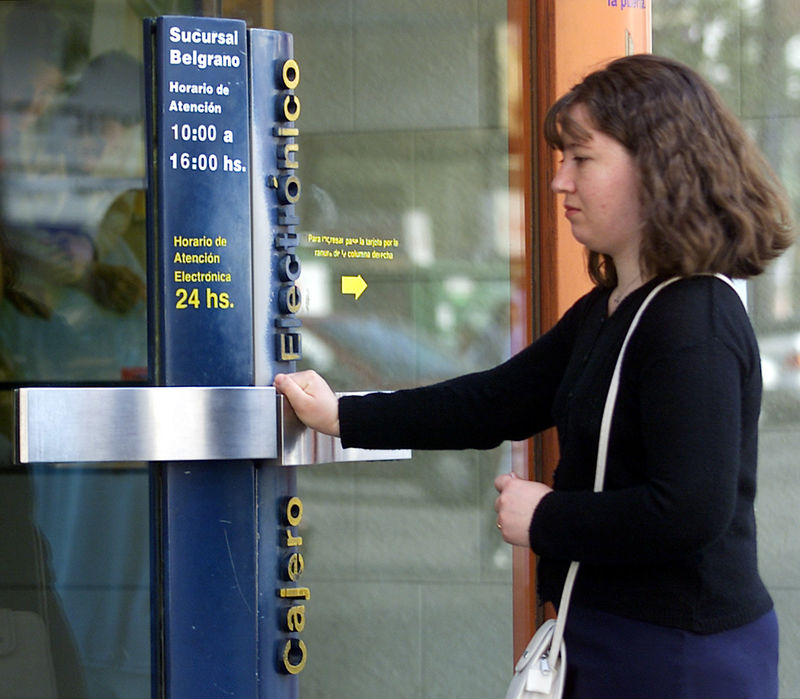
[
  {"x1": 503, "y1": 276, "x2": 698, "y2": 699},
  {"x1": 502, "y1": 600, "x2": 569, "y2": 699}
]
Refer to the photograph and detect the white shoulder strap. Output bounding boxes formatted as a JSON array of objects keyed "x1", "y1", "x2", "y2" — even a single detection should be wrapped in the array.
[{"x1": 594, "y1": 276, "x2": 683, "y2": 490}]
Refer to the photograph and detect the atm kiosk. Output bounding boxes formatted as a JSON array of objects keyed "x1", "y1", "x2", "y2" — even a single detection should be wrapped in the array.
[{"x1": 13, "y1": 15, "x2": 407, "y2": 698}]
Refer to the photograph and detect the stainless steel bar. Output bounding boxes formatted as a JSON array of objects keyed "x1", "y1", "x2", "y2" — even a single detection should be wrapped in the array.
[
  {"x1": 13, "y1": 386, "x2": 410, "y2": 466},
  {"x1": 278, "y1": 393, "x2": 411, "y2": 466},
  {"x1": 15, "y1": 386, "x2": 279, "y2": 463}
]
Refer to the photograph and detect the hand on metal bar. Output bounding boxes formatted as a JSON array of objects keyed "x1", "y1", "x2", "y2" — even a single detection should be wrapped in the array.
[{"x1": 274, "y1": 370, "x2": 341, "y2": 437}]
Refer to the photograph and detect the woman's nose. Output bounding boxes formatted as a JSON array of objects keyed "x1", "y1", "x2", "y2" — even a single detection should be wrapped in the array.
[{"x1": 551, "y1": 163, "x2": 574, "y2": 194}]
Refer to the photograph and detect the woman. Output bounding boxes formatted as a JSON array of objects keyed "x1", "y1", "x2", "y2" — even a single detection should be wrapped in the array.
[{"x1": 275, "y1": 55, "x2": 794, "y2": 697}]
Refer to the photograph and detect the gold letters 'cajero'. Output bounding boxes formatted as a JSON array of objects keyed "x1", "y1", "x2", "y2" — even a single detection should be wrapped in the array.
[{"x1": 277, "y1": 495, "x2": 308, "y2": 674}]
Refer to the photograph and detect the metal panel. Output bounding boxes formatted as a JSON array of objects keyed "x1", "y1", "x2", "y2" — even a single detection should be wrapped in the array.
[
  {"x1": 279, "y1": 394, "x2": 411, "y2": 466},
  {"x1": 15, "y1": 386, "x2": 278, "y2": 463}
]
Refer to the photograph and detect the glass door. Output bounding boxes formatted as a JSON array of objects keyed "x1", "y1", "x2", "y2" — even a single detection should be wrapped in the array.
[
  {"x1": 268, "y1": 1, "x2": 531, "y2": 696},
  {"x1": 1, "y1": 1, "x2": 532, "y2": 696},
  {"x1": 0, "y1": 2, "x2": 198, "y2": 696}
]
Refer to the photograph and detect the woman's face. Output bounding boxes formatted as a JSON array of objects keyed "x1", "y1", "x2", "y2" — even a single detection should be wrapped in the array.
[{"x1": 550, "y1": 104, "x2": 643, "y2": 266}]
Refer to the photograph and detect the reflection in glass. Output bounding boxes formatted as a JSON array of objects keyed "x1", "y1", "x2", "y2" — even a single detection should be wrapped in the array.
[
  {"x1": 0, "y1": 1, "x2": 155, "y2": 696},
  {"x1": 1, "y1": 35, "x2": 147, "y2": 382},
  {"x1": 274, "y1": 1, "x2": 523, "y2": 696}
]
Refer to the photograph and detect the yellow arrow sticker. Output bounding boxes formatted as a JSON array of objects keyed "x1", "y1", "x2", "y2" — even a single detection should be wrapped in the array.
[{"x1": 341, "y1": 275, "x2": 368, "y2": 300}]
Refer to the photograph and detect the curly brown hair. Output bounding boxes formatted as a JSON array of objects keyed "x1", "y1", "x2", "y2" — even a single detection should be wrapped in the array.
[{"x1": 544, "y1": 54, "x2": 795, "y2": 287}]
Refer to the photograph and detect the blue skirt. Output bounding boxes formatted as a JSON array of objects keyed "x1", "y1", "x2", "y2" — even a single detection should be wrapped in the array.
[{"x1": 562, "y1": 606, "x2": 779, "y2": 699}]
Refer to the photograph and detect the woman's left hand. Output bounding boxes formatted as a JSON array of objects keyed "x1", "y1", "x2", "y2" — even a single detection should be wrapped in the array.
[{"x1": 493, "y1": 473, "x2": 552, "y2": 547}]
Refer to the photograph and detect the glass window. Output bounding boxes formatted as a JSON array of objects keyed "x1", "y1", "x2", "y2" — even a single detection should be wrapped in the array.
[
  {"x1": 653, "y1": 2, "x2": 800, "y2": 694},
  {"x1": 0, "y1": 0, "x2": 149, "y2": 382},
  {"x1": 265, "y1": 1, "x2": 528, "y2": 696},
  {"x1": 1, "y1": 0, "x2": 529, "y2": 695},
  {"x1": 0, "y1": 2, "x2": 194, "y2": 696}
]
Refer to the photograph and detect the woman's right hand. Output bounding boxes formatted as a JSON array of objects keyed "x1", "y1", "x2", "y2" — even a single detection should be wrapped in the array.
[{"x1": 274, "y1": 370, "x2": 341, "y2": 437}]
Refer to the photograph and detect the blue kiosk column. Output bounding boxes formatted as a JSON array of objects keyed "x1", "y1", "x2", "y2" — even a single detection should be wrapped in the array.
[{"x1": 144, "y1": 16, "x2": 303, "y2": 697}]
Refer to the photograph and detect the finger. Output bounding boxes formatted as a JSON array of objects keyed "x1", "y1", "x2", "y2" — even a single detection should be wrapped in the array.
[
  {"x1": 493, "y1": 472, "x2": 513, "y2": 492},
  {"x1": 275, "y1": 370, "x2": 314, "y2": 390},
  {"x1": 273, "y1": 373, "x2": 291, "y2": 393},
  {"x1": 290, "y1": 370, "x2": 324, "y2": 395},
  {"x1": 274, "y1": 373, "x2": 308, "y2": 404}
]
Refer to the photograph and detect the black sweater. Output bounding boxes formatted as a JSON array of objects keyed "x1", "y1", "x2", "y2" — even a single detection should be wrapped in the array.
[{"x1": 338, "y1": 275, "x2": 773, "y2": 633}]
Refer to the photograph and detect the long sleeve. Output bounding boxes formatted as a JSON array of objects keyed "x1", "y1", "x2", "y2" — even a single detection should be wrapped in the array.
[{"x1": 337, "y1": 292, "x2": 594, "y2": 451}]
